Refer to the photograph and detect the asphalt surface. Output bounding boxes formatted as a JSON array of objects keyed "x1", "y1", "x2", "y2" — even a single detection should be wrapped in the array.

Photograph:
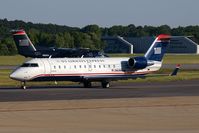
[
  {"x1": 0, "y1": 80, "x2": 198, "y2": 102},
  {"x1": 1, "y1": 64, "x2": 199, "y2": 70}
]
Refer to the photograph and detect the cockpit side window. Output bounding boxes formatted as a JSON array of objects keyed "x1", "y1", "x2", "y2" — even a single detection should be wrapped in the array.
[
  {"x1": 21, "y1": 63, "x2": 30, "y2": 67},
  {"x1": 30, "y1": 63, "x2": 39, "y2": 67},
  {"x1": 21, "y1": 63, "x2": 39, "y2": 67}
]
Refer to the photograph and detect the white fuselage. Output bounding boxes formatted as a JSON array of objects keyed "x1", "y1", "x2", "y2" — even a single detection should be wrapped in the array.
[{"x1": 10, "y1": 57, "x2": 162, "y2": 82}]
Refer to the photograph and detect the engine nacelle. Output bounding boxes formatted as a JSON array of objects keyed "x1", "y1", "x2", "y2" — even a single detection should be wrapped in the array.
[{"x1": 128, "y1": 57, "x2": 148, "y2": 69}]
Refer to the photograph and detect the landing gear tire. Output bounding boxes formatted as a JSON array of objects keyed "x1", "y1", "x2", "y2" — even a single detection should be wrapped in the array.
[
  {"x1": 83, "y1": 81, "x2": 92, "y2": 88},
  {"x1": 101, "y1": 81, "x2": 110, "y2": 88},
  {"x1": 22, "y1": 86, "x2": 26, "y2": 90},
  {"x1": 21, "y1": 82, "x2": 27, "y2": 90}
]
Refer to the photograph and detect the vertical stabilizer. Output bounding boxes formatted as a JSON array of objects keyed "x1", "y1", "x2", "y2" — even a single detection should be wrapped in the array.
[
  {"x1": 145, "y1": 34, "x2": 171, "y2": 62},
  {"x1": 11, "y1": 29, "x2": 36, "y2": 57}
]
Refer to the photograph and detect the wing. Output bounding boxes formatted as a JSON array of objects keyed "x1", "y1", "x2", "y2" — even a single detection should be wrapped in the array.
[{"x1": 83, "y1": 65, "x2": 180, "y2": 81}]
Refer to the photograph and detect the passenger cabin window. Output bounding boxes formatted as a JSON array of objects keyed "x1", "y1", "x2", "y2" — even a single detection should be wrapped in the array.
[{"x1": 21, "y1": 63, "x2": 39, "y2": 67}]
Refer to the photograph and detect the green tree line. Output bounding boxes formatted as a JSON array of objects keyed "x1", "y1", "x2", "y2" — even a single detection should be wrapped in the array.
[{"x1": 0, "y1": 18, "x2": 199, "y2": 55}]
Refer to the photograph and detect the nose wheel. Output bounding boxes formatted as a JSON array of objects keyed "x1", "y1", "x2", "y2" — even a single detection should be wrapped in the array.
[{"x1": 21, "y1": 82, "x2": 27, "y2": 89}]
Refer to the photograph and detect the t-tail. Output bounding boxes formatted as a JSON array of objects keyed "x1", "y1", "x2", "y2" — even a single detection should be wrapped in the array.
[
  {"x1": 145, "y1": 34, "x2": 170, "y2": 62},
  {"x1": 11, "y1": 29, "x2": 37, "y2": 57},
  {"x1": 128, "y1": 34, "x2": 171, "y2": 70}
]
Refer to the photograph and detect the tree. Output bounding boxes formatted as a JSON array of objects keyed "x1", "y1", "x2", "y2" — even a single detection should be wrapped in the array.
[
  {"x1": 4, "y1": 38, "x2": 17, "y2": 55},
  {"x1": 55, "y1": 33, "x2": 66, "y2": 48},
  {"x1": 62, "y1": 32, "x2": 74, "y2": 48},
  {"x1": 0, "y1": 43, "x2": 9, "y2": 55},
  {"x1": 82, "y1": 25, "x2": 101, "y2": 36},
  {"x1": 38, "y1": 32, "x2": 55, "y2": 47},
  {"x1": 135, "y1": 26, "x2": 148, "y2": 37},
  {"x1": 28, "y1": 28, "x2": 40, "y2": 45},
  {"x1": 0, "y1": 18, "x2": 199, "y2": 55},
  {"x1": 108, "y1": 25, "x2": 125, "y2": 36},
  {"x1": 157, "y1": 25, "x2": 171, "y2": 35}
]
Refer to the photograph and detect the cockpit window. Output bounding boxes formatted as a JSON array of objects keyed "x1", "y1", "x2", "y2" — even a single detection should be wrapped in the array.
[
  {"x1": 21, "y1": 63, "x2": 29, "y2": 67},
  {"x1": 30, "y1": 63, "x2": 39, "y2": 67},
  {"x1": 21, "y1": 63, "x2": 39, "y2": 67}
]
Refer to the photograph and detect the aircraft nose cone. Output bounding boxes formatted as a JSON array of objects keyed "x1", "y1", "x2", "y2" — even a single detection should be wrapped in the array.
[
  {"x1": 10, "y1": 72, "x2": 17, "y2": 80},
  {"x1": 10, "y1": 71, "x2": 23, "y2": 81}
]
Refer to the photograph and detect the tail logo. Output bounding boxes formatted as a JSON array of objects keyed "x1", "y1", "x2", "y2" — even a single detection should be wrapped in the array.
[
  {"x1": 19, "y1": 39, "x2": 29, "y2": 46},
  {"x1": 154, "y1": 47, "x2": 162, "y2": 54}
]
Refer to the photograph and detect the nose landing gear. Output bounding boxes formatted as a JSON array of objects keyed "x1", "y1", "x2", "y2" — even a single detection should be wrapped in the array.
[{"x1": 21, "y1": 81, "x2": 27, "y2": 89}]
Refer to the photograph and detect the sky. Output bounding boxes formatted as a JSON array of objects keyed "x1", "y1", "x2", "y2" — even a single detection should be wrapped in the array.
[{"x1": 0, "y1": 0, "x2": 198, "y2": 28}]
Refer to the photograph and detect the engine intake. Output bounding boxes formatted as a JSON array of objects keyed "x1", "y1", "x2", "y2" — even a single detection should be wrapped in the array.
[{"x1": 128, "y1": 57, "x2": 148, "y2": 69}]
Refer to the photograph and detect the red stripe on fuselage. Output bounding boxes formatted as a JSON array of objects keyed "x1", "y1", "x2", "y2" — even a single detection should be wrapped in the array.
[{"x1": 30, "y1": 71, "x2": 153, "y2": 80}]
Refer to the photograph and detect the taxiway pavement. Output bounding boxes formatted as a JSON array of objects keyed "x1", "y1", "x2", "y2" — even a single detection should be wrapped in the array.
[
  {"x1": 0, "y1": 80, "x2": 199, "y2": 102},
  {"x1": 0, "y1": 80, "x2": 199, "y2": 133}
]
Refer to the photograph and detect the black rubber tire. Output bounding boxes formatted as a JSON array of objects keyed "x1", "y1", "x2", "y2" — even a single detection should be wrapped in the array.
[
  {"x1": 83, "y1": 81, "x2": 92, "y2": 88},
  {"x1": 101, "y1": 82, "x2": 110, "y2": 88}
]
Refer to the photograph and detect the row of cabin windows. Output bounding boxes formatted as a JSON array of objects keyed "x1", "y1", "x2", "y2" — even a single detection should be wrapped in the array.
[{"x1": 53, "y1": 64, "x2": 117, "y2": 70}]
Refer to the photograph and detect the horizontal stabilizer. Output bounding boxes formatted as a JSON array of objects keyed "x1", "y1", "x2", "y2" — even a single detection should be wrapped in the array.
[{"x1": 170, "y1": 64, "x2": 180, "y2": 76}]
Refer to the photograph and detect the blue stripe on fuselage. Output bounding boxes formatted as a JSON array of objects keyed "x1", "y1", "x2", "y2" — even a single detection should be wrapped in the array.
[{"x1": 31, "y1": 74, "x2": 147, "y2": 82}]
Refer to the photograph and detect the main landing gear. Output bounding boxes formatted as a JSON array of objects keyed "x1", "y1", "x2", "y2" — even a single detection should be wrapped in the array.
[
  {"x1": 101, "y1": 81, "x2": 110, "y2": 88},
  {"x1": 83, "y1": 81, "x2": 92, "y2": 88},
  {"x1": 83, "y1": 80, "x2": 110, "y2": 88},
  {"x1": 21, "y1": 81, "x2": 27, "y2": 89}
]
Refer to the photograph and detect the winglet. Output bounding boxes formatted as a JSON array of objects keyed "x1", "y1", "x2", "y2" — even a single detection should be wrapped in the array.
[{"x1": 170, "y1": 64, "x2": 180, "y2": 76}]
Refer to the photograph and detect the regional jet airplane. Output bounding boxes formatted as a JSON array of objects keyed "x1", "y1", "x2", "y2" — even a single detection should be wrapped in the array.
[
  {"x1": 11, "y1": 29, "x2": 106, "y2": 58},
  {"x1": 10, "y1": 34, "x2": 179, "y2": 89}
]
